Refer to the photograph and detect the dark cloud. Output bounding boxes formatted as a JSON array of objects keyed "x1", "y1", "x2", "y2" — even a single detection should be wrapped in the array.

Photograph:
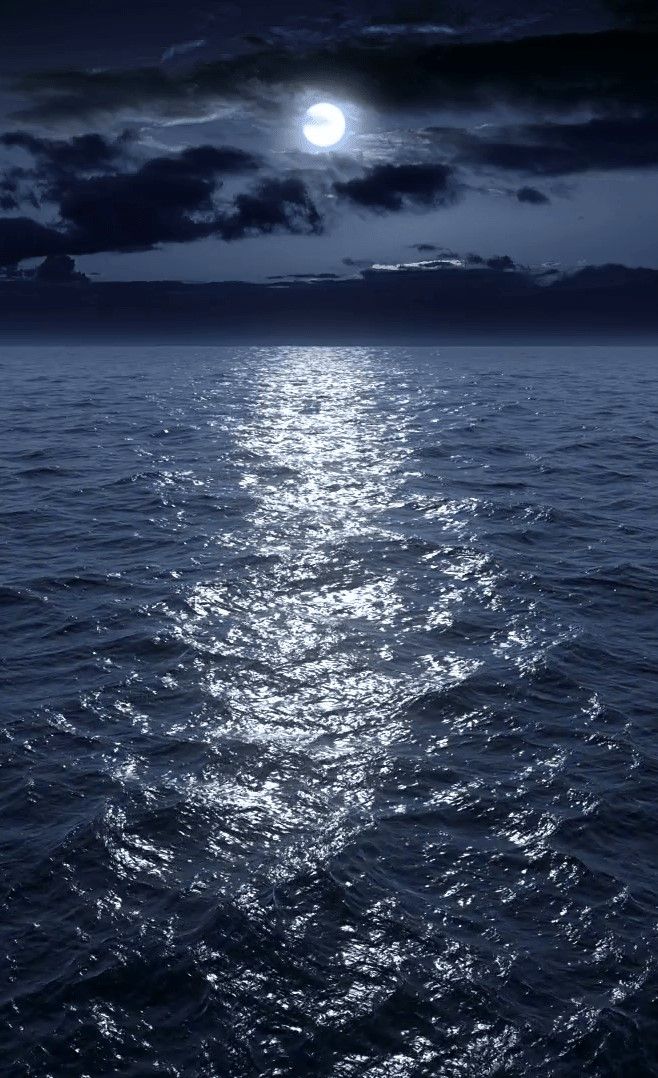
[
  {"x1": 12, "y1": 28, "x2": 658, "y2": 125},
  {"x1": 0, "y1": 130, "x2": 129, "y2": 172},
  {"x1": 342, "y1": 256, "x2": 372, "y2": 268},
  {"x1": 0, "y1": 170, "x2": 22, "y2": 210},
  {"x1": 0, "y1": 164, "x2": 39, "y2": 211},
  {"x1": 0, "y1": 131, "x2": 135, "y2": 213},
  {"x1": 52, "y1": 144, "x2": 262, "y2": 253},
  {"x1": 14, "y1": 66, "x2": 195, "y2": 126},
  {"x1": 409, "y1": 243, "x2": 460, "y2": 256},
  {"x1": 218, "y1": 176, "x2": 322, "y2": 240},
  {"x1": 516, "y1": 185, "x2": 549, "y2": 204},
  {"x1": 34, "y1": 253, "x2": 87, "y2": 282},
  {"x1": 56, "y1": 173, "x2": 209, "y2": 251},
  {"x1": 486, "y1": 254, "x2": 515, "y2": 270},
  {"x1": 433, "y1": 115, "x2": 658, "y2": 177},
  {"x1": 147, "y1": 144, "x2": 261, "y2": 176},
  {"x1": 0, "y1": 217, "x2": 64, "y2": 265},
  {"x1": 0, "y1": 145, "x2": 321, "y2": 264},
  {"x1": 334, "y1": 162, "x2": 457, "y2": 211},
  {"x1": 268, "y1": 271, "x2": 341, "y2": 281},
  {"x1": 461, "y1": 253, "x2": 517, "y2": 268}
]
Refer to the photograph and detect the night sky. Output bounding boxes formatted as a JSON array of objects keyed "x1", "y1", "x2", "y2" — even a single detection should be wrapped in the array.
[{"x1": 0, "y1": 0, "x2": 656, "y2": 286}]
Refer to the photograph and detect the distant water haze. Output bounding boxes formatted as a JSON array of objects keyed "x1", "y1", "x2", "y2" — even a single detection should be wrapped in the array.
[{"x1": 2, "y1": 345, "x2": 658, "y2": 1074}]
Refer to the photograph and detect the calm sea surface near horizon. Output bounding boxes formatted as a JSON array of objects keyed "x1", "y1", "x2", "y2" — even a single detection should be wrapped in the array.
[{"x1": 2, "y1": 345, "x2": 658, "y2": 1077}]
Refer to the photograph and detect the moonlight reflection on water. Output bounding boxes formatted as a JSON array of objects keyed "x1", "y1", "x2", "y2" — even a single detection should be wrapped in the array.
[{"x1": 173, "y1": 348, "x2": 486, "y2": 901}]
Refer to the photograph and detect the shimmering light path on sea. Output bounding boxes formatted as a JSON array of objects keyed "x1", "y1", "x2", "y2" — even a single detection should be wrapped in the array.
[{"x1": 2, "y1": 346, "x2": 658, "y2": 1076}]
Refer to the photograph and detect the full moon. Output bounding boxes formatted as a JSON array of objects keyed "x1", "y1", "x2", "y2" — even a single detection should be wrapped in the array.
[{"x1": 303, "y1": 103, "x2": 346, "y2": 148}]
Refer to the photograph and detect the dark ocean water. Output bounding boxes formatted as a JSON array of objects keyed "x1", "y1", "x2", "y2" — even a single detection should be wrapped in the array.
[{"x1": 2, "y1": 345, "x2": 658, "y2": 1077}]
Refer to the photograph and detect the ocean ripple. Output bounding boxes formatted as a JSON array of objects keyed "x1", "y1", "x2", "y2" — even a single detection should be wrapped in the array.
[{"x1": 1, "y1": 344, "x2": 658, "y2": 1076}]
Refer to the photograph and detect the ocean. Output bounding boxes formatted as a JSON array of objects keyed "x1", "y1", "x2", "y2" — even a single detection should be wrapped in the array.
[{"x1": 2, "y1": 345, "x2": 658, "y2": 1076}]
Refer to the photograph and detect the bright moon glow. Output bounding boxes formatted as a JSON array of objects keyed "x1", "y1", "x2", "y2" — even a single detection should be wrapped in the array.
[{"x1": 303, "y1": 103, "x2": 346, "y2": 148}]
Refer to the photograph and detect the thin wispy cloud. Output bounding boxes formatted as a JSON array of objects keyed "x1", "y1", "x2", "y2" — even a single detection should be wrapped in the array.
[{"x1": 160, "y1": 39, "x2": 207, "y2": 64}]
